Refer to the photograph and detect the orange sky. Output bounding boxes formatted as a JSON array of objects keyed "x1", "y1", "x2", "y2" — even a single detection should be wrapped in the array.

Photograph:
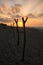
[
  {"x1": 0, "y1": 0, "x2": 43, "y2": 27},
  {"x1": 0, "y1": 16, "x2": 43, "y2": 27}
]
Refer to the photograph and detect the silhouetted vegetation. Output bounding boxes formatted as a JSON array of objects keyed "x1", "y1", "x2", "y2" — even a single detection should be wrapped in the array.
[{"x1": 0, "y1": 23, "x2": 7, "y2": 29}]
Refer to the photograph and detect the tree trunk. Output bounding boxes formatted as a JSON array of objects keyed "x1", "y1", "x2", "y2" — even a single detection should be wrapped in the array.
[
  {"x1": 16, "y1": 23, "x2": 19, "y2": 45},
  {"x1": 22, "y1": 23, "x2": 26, "y2": 61}
]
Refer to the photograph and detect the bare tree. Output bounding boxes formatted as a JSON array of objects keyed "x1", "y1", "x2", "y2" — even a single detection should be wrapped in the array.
[
  {"x1": 22, "y1": 17, "x2": 28, "y2": 61},
  {"x1": 14, "y1": 18, "x2": 19, "y2": 45}
]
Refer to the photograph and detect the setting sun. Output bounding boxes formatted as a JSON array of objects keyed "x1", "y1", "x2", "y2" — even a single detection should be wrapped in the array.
[{"x1": 18, "y1": 21, "x2": 23, "y2": 27}]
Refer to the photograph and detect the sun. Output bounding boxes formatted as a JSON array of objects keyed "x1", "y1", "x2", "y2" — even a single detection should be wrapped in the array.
[{"x1": 18, "y1": 21, "x2": 23, "y2": 27}]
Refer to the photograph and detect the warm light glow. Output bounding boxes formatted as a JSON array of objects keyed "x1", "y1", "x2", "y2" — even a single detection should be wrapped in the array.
[
  {"x1": 18, "y1": 21, "x2": 23, "y2": 27},
  {"x1": 0, "y1": 18, "x2": 43, "y2": 27}
]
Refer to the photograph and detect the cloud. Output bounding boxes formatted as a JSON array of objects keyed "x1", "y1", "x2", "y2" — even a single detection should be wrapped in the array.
[
  {"x1": 0, "y1": 4, "x2": 22, "y2": 19},
  {"x1": 14, "y1": 14, "x2": 21, "y2": 18},
  {"x1": 38, "y1": 13, "x2": 43, "y2": 17},
  {"x1": 0, "y1": 17, "x2": 13, "y2": 22},
  {"x1": 0, "y1": 4, "x2": 11, "y2": 14},
  {"x1": 0, "y1": 7, "x2": 3, "y2": 13},
  {"x1": 0, "y1": 0, "x2": 43, "y2": 17},
  {"x1": 38, "y1": 0, "x2": 43, "y2": 4},
  {"x1": 0, "y1": 18, "x2": 7, "y2": 22},
  {"x1": 13, "y1": 4, "x2": 22, "y2": 13},
  {"x1": 27, "y1": 13, "x2": 36, "y2": 18},
  {"x1": 0, "y1": 4, "x2": 22, "y2": 17},
  {"x1": 7, "y1": 4, "x2": 22, "y2": 17},
  {"x1": 0, "y1": 0, "x2": 15, "y2": 6},
  {"x1": 0, "y1": 0, "x2": 22, "y2": 6}
]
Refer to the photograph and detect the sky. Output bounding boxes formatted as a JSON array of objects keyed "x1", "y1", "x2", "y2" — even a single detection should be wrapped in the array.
[{"x1": 0, "y1": 0, "x2": 43, "y2": 27}]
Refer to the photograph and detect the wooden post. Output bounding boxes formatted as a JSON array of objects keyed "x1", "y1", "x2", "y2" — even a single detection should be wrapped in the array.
[
  {"x1": 21, "y1": 17, "x2": 28, "y2": 61},
  {"x1": 14, "y1": 19, "x2": 19, "y2": 45}
]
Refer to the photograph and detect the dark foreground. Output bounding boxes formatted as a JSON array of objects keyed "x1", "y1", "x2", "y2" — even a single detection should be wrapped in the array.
[{"x1": 0, "y1": 24, "x2": 43, "y2": 65}]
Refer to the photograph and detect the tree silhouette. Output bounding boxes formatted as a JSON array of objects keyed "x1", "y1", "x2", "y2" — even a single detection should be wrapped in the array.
[
  {"x1": 14, "y1": 18, "x2": 19, "y2": 45},
  {"x1": 22, "y1": 17, "x2": 28, "y2": 61}
]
